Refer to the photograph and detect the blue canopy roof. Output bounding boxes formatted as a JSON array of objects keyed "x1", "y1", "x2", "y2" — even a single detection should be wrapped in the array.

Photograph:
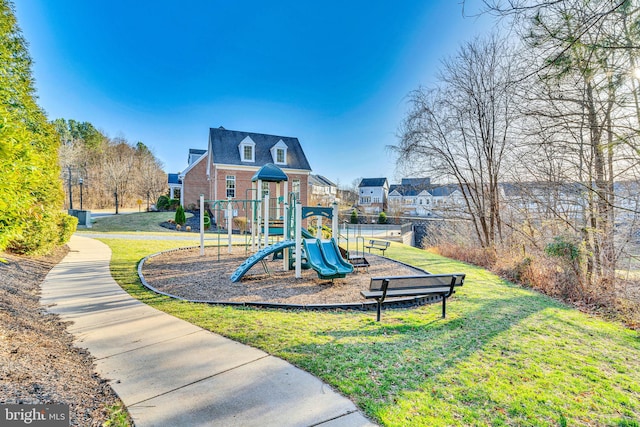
[{"x1": 251, "y1": 163, "x2": 288, "y2": 182}]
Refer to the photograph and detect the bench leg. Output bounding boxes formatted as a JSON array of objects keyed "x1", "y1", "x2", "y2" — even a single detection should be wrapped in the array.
[
  {"x1": 376, "y1": 299, "x2": 382, "y2": 322},
  {"x1": 442, "y1": 296, "x2": 446, "y2": 318}
]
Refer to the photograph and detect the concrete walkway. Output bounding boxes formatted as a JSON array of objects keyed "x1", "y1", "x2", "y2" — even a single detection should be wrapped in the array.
[{"x1": 41, "y1": 235, "x2": 376, "y2": 427}]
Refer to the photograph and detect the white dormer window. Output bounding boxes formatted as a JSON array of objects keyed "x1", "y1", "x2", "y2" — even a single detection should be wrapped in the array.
[
  {"x1": 239, "y1": 136, "x2": 255, "y2": 162},
  {"x1": 270, "y1": 139, "x2": 288, "y2": 165}
]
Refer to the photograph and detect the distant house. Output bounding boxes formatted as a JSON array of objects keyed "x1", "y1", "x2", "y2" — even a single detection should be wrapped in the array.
[
  {"x1": 179, "y1": 127, "x2": 312, "y2": 220},
  {"x1": 428, "y1": 184, "x2": 465, "y2": 216},
  {"x1": 358, "y1": 178, "x2": 389, "y2": 214},
  {"x1": 308, "y1": 174, "x2": 337, "y2": 205},
  {"x1": 388, "y1": 178, "x2": 432, "y2": 216},
  {"x1": 388, "y1": 178, "x2": 467, "y2": 217}
]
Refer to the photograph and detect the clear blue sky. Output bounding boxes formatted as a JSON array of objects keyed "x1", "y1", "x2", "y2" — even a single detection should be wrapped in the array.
[{"x1": 14, "y1": 0, "x2": 493, "y2": 187}]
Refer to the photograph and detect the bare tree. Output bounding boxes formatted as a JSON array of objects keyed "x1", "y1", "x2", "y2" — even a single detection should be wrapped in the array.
[
  {"x1": 103, "y1": 140, "x2": 135, "y2": 214},
  {"x1": 394, "y1": 35, "x2": 519, "y2": 249},
  {"x1": 489, "y1": 0, "x2": 640, "y2": 295},
  {"x1": 134, "y1": 143, "x2": 167, "y2": 210}
]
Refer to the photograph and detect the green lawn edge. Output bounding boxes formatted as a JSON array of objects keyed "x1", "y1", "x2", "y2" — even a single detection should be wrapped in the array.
[{"x1": 100, "y1": 237, "x2": 640, "y2": 427}]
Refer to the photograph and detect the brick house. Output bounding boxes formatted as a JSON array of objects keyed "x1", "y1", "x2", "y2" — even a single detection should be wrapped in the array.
[{"x1": 179, "y1": 127, "x2": 312, "y2": 219}]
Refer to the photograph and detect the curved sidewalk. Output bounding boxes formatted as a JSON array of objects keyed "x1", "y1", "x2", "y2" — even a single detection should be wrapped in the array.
[{"x1": 41, "y1": 235, "x2": 376, "y2": 427}]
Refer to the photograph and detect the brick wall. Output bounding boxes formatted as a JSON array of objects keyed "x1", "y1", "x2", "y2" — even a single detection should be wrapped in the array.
[
  {"x1": 183, "y1": 159, "x2": 311, "y2": 227},
  {"x1": 182, "y1": 158, "x2": 210, "y2": 209}
]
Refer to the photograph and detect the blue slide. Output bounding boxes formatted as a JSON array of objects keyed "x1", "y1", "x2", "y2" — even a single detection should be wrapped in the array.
[
  {"x1": 230, "y1": 240, "x2": 295, "y2": 282},
  {"x1": 320, "y1": 239, "x2": 354, "y2": 275},
  {"x1": 303, "y1": 238, "x2": 353, "y2": 280}
]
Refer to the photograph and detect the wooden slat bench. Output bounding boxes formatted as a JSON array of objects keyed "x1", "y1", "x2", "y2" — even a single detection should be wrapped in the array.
[
  {"x1": 364, "y1": 239, "x2": 390, "y2": 255},
  {"x1": 361, "y1": 273, "x2": 465, "y2": 321}
]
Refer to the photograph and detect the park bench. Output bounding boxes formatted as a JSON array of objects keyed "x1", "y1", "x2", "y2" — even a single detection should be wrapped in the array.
[
  {"x1": 364, "y1": 239, "x2": 390, "y2": 255},
  {"x1": 361, "y1": 273, "x2": 465, "y2": 321}
]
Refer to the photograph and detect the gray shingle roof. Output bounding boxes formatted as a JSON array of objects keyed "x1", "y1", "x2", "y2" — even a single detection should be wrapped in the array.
[
  {"x1": 401, "y1": 178, "x2": 431, "y2": 187},
  {"x1": 359, "y1": 178, "x2": 388, "y2": 187},
  {"x1": 390, "y1": 178, "x2": 431, "y2": 196},
  {"x1": 309, "y1": 174, "x2": 336, "y2": 187},
  {"x1": 429, "y1": 184, "x2": 460, "y2": 197},
  {"x1": 188, "y1": 149, "x2": 207, "y2": 165},
  {"x1": 209, "y1": 127, "x2": 311, "y2": 171}
]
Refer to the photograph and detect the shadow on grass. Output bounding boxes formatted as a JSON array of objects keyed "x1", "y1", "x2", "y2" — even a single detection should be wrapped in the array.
[{"x1": 282, "y1": 291, "x2": 556, "y2": 413}]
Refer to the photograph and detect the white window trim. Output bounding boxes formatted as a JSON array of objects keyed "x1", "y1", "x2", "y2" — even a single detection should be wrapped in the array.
[
  {"x1": 226, "y1": 175, "x2": 236, "y2": 198},
  {"x1": 239, "y1": 136, "x2": 256, "y2": 163},
  {"x1": 270, "y1": 139, "x2": 288, "y2": 165}
]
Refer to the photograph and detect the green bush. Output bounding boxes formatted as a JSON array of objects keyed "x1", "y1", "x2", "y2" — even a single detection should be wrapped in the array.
[
  {"x1": 57, "y1": 213, "x2": 78, "y2": 245},
  {"x1": 156, "y1": 195, "x2": 170, "y2": 210},
  {"x1": 169, "y1": 198, "x2": 180, "y2": 210},
  {"x1": 175, "y1": 206, "x2": 186, "y2": 226},
  {"x1": 350, "y1": 209, "x2": 358, "y2": 224},
  {"x1": 545, "y1": 236, "x2": 580, "y2": 262},
  {"x1": 378, "y1": 211, "x2": 388, "y2": 224},
  {"x1": 0, "y1": 3, "x2": 67, "y2": 255},
  {"x1": 7, "y1": 210, "x2": 76, "y2": 255}
]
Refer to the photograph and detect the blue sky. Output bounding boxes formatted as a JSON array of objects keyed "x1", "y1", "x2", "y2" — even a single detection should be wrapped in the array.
[{"x1": 14, "y1": 0, "x2": 494, "y2": 187}]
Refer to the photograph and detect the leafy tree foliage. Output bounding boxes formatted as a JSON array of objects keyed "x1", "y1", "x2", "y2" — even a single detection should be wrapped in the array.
[{"x1": 0, "y1": 0, "x2": 76, "y2": 254}]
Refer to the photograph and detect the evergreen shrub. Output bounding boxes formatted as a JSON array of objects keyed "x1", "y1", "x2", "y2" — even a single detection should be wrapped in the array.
[{"x1": 175, "y1": 206, "x2": 186, "y2": 226}]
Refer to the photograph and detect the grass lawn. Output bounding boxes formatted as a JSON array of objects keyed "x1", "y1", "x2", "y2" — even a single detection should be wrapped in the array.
[
  {"x1": 100, "y1": 237, "x2": 640, "y2": 426},
  {"x1": 83, "y1": 211, "x2": 192, "y2": 232}
]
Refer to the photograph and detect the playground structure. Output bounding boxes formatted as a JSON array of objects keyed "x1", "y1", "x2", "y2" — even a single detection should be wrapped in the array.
[
  {"x1": 228, "y1": 195, "x2": 355, "y2": 282},
  {"x1": 194, "y1": 163, "x2": 360, "y2": 283}
]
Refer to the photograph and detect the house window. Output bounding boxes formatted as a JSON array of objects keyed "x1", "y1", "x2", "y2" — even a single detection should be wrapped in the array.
[
  {"x1": 243, "y1": 145, "x2": 253, "y2": 161},
  {"x1": 239, "y1": 136, "x2": 256, "y2": 162},
  {"x1": 226, "y1": 175, "x2": 236, "y2": 198},
  {"x1": 270, "y1": 139, "x2": 288, "y2": 165},
  {"x1": 361, "y1": 196, "x2": 371, "y2": 204}
]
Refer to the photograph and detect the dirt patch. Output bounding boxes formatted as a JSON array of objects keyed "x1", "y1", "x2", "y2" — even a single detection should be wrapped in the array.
[
  {"x1": 0, "y1": 248, "x2": 124, "y2": 426},
  {"x1": 141, "y1": 246, "x2": 426, "y2": 305}
]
